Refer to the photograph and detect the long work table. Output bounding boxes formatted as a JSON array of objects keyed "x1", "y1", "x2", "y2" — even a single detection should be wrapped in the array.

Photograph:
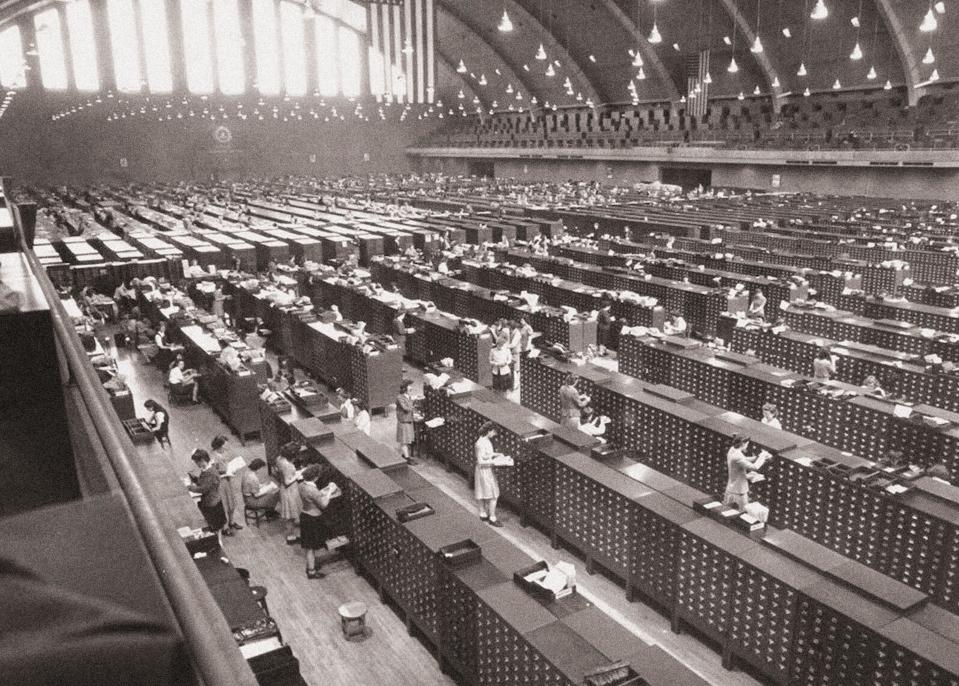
[
  {"x1": 257, "y1": 396, "x2": 706, "y2": 686},
  {"x1": 419, "y1": 374, "x2": 959, "y2": 686},
  {"x1": 518, "y1": 352, "x2": 959, "y2": 618}
]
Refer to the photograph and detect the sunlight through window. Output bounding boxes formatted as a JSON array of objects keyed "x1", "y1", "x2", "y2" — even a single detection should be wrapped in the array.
[
  {"x1": 140, "y1": 0, "x2": 173, "y2": 93},
  {"x1": 107, "y1": 0, "x2": 142, "y2": 92},
  {"x1": 213, "y1": 0, "x2": 245, "y2": 94},
  {"x1": 181, "y1": 0, "x2": 215, "y2": 93},
  {"x1": 65, "y1": 0, "x2": 99, "y2": 91},
  {"x1": 33, "y1": 9, "x2": 68, "y2": 90},
  {"x1": 252, "y1": 0, "x2": 280, "y2": 95},
  {"x1": 280, "y1": 2, "x2": 306, "y2": 96}
]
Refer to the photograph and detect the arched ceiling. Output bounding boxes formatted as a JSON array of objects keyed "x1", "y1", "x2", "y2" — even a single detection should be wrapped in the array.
[{"x1": 0, "y1": 0, "x2": 951, "y2": 109}]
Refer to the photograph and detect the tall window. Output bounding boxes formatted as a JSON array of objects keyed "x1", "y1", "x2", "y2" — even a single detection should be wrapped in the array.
[
  {"x1": 339, "y1": 26, "x2": 361, "y2": 97},
  {"x1": 252, "y1": 0, "x2": 280, "y2": 95},
  {"x1": 315, "y1": 14, "x2": 337, "y2": 96},
  {"x1": 213, "y1": 0, "x2": 245, "y2": 94},
  {"x1": 33, "y1": 9, "x2": 68, "y2": 90},
  {"x1": 181, "y1": 0, "x2": 214, "y2": 93},
  {"x1": 107, "y1": 0, "x2": 141, "y2": 92},
  {"x1": 66, "y1": 0, "x2": 99, "y2": 91},
  {"x1": 140, "y1": 0, "x2": 173, "y2": 92},
  {"x1": 0, "y1": 25, "x2": 27, "y2": 89},
  {"x1": 280, "y1": 2, "x2": 306, "y2": 95}
]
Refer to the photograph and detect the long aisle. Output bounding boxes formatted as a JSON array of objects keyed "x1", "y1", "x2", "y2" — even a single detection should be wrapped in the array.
[{"x1": 118, "y1": 339, "x2": 757, "y2": 686}]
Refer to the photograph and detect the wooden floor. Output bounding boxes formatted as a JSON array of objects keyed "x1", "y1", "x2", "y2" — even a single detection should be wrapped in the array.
[{"x1": 115, "y1": 340, "x2": 759, "y2": 686}]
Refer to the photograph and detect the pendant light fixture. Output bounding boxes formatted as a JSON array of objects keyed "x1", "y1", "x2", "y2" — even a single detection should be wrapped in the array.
[
  {"x1": 535, "y1": 44, "x2": 547, "y2": 60},
  {"x1": 754, "y1": 85, "x2": 761, "y2": 95},
  {"x1": 803, "y1": 86, "x2": 811, "y2": 96},
  {"x1": 457, "y1": 59, "x2": 467, "y2": 74},
  {"x1": 866, "y1": 65, "x2": 877, "y2": 80},
  {"x1": 478, "y1": 74, "x2": 488, "y2": 85},
  {"x1": 832, "y1": 78, "x2": 841, "y2": 89},
  {"x1": 704, "y1": 72, "x2": 713, "y2": 84},
  {"x1": 771, "y1": 75, "x2": 780, "y2": 87},
  {"x1": 883, "y1": 79, "x2": 892, "y2": 90},
  {"x1": 648, "y1": 22, "x2": 662, "y2": 44},
  {"x1": 505, "y1": 83, "x2": 514, "y2": 93},
  {"x1": 923, "y1": 47, "x2": 935, "y2": 64},
  {"x1": 850, "y1": 42, "x2": 863, "y2": 60},
  {"x1": 545, "y1": 63, "x2": 556, "y2": 77},
  {"x1": 737, "y1": 91, "x2": 745, "y2": 100},
  {"x1": 921, "y1": 7, "x2": 938, "y2": 31},
  {"x1": 782, "y1": 27, "x2": 791, "y2": 37},
  {"x1": 498, "y1": 9, "x2": 513, "y2": 32},
  {"x1": 935, "y1": 1, "x2": 945, "y2": 13},
  {"x1": 632, "y1": 52, "x2": 644, "y2": 67},
  {"x1": 637, "y1": 67, "x2": 647, "y2": 80},
  {"x1": 728, "y1": 57, "x2": 739, "y2": 73},
  {"x1": 797, "y1": 62, "x2": 807, "y2": 76},
  {"x1": 810, "y1": 0, "x2": 828, "y2": 20},
  {"x1": 751, "y1": 36, "x2": 764, "y2": 53}
]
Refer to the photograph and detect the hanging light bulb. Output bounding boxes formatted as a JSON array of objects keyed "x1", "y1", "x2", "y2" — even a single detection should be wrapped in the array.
[
  {"x1": 545, "y1": 63, "x2": 556, "y2": 77},
  {"x1": 810, "y1": 0, "x2": 828, "y2": 20},
  {"x1": 457, "y1": 89, "x2": 465, "y2": 99},
  {"x1": 689, "y1": 90, "x2": 696, "y2": 99},
  {"x1": 479, "y1": 73, "x2": 488, "y2": 85},
  {"x1": 728, "y1": 56, "x2": 739, "y2": 73},
  {"x1": 648, "y1": 23, "x2": 662, "y2": 44},
  {"x1": 723, "y1": 35, "x2": 732, "y2": 45},
  {"x1": 850, "y1": 42, "x2": 863, "y2": 60},
  {"x1": 772, "y1": 76, "x2": 780, "y2": 88},
  {"x1": 782, "y1": 27, "x2": 792, "y2": 37},
  {"x1": 535, "y1": 43, "x2": 547, "y2": 60},
  {"x1": 680, "y1": 95, "x2": 687, "y2": 103},
  {"x1": 457, "y1": 59, "x2": 467, "y2": 73},
  {"x1": 833, "y1": 78, "x2": 841, "y2": 89},
  {"x1": 930, "y1": 68, "x2": 941, "y2": 81},
  {"x1": 923, "y1": 47, "x2": 935, "y2": 64},
  {"x1": 563, "y1": 77, "x2": 572, "y2": 89},
  {"x1": 505, "y1": 83, "x2": 514, "y2": 93},
  {"x1": 704, "y1": 72, "x2": 713, "y2": 84},
  {"x1": 797, "y1": 62, "x2": 808, "y2": 76},
  {"x1": 498, "y1": 10, "x2": 513, "y2": 32},
  {"x1": 921, "y1": 7, "x2": 938, "y2": 31},
  {"x1": 530, "y1": 96, "x2": 538, "y2": 105},
  {"x1": 754, "y1": 85, "x2": 761, "y2": 95},
  {"x1": 751, "y1": 36, "x2": 764, "y2": 53},
  {"x1": 628, "y1": 80, "x2": 637, "y2": 92},
  {"x1": 632, "y1": 52, "x2": 644, "y2": 67},
  {"x1": 576, "y1": 92, "x2": 583, "y2": 101},
  {"x1": 738, "y1": 91, "x2": 745, "y2": 100},
  {"x1": 589, "y1": 54, "x2": 596, "y2": 62},
  {"x1": 935, "y1": 1, "x2": 945, "y2": 14},
  {"x1": 883, "y1": 79, "x2": 892, "y2": 90},
  {"x1": 693, "y1": 82, "x2": 702, "y2": 93},
  {"x1": 637, "y1": 67, "x2": 646, "y2": 80},
  {"x1": 516, "y1": 91, "x2": 523, "y2": 100},
  {"x1": 803, "y1": 87, "x2": 811, "y2": 96},
  {"x1": 850, "y1": 16, "x2": 860, "y2": 27},
  {"x1": 867, "y1": 65, "x2": 877, "y2": 80}
]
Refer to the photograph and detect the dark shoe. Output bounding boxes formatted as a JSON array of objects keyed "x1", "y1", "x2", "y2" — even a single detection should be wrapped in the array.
[
  {"x1": 488, "y1": 519, "x2": 504, "y2": 528},
  {"x1": 307, "y1": 568, "x2": 325, "y2": 579},
  {"x1": 406, "y1": 457, "x2": 419, "y2": 466},
  {"x1": 286, "y1": 537, "x2": 300, "y2": 545},
  {"x1": 231, "y1": 522, "x2": 243, "y2": 530},
  {"x1": 222, "y1": 528, "x2": 234, "y2": 536}
]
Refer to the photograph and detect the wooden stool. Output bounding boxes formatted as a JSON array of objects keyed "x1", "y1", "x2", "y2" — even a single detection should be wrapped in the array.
[{"x1": 338, "y1": 601, "x2": 368, "y2": 641}]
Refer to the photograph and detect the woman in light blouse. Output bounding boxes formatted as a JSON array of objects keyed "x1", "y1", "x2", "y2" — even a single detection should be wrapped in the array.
[
  {"x1": 299, "y1": 464, "x2": 335, "y2": 579},
  {"x1": 474, "y1": 422, "x2": 502, "y2": 527}
]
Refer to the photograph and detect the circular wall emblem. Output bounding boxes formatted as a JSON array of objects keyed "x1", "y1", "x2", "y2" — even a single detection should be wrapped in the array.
[{"x1": 213, "y1": 125, "x2": 232, "y2": 144}]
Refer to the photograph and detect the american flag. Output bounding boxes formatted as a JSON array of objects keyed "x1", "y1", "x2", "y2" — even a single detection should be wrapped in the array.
[
  {"x1": 685, "y1": 49, "x2": 710, "y2": 120},
  {"x1": 368, "y1": 0, "x2": 436, "y2": 104}
]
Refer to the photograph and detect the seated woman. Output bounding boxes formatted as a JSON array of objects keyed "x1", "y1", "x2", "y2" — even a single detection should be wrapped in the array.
[
  {"x1": 240, "y1": 458, "x2": 280, "y2": 514},
  {"x1": 663, "y1": 311, "x2": 687, "y2": 336},
  {"x1": 862, "y1": 375, "x2": 887, "y2": 398},
  {"x1": 168, "y1": 359, "x2": 200, "y2": 403},
  {"x1": 578, "y1": 406, "x2": 610, "y2": 443}
]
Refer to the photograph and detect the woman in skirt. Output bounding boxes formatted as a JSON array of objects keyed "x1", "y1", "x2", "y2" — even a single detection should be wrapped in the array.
[
  {"x1": 396, "y1": 379, "x2": 418, "y2": 465},
  {"x1": 474, "y1": 422, "x2": 502, "y2": 527},
  {"x1": 187, "y1": 449, "x2": 230, "y2": 537},
  {"x1": 276, "y1": 442, "x2": 303, "y2": 544},
  {"x1": 489, "y1": 335, "x2": 512, "y2": 393},
  {"x1": 299, "y1": 464, "x2": 335, "y2": 579}
]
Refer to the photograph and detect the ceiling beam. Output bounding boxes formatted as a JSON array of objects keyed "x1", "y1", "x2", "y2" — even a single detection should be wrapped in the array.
[
  {"x1": 593, "y1": 0, "x2": 681, "y2": 102},
  {"x1": 714, "y1": 0, "x2": 785, "y2": 105},
  {"x1": 437, "y1": 3, "x2": 543, "y2": 104},
  {"x1": 501, "y1": 0, "x2": 602, "y2": 104},
  {"x1": 872, "y1": 0, "x2": 920, "y2": 106}
]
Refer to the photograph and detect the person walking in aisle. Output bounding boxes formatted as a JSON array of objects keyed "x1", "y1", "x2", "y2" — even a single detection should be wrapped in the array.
[
  {"x1": 395, "y1": 379, "x2": 419, "y2": 466},
  {"x1": 474, "y1": 422, "x2": 502, "y2": 527},
  {"x1": 211, "y1": 435, "x2": 242, "y2": 530}
]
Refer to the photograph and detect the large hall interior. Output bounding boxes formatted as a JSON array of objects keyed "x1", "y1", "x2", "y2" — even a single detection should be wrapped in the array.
[{"x1": 2, "y1": 1, "x2": 959, "y2": 685}]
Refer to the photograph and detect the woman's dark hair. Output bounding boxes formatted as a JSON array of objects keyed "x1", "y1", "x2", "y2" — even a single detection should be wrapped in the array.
[
  {"x1": 302, "y1": 464, "x2": 321, "y2": 482},
  {"x1": 211, "y1": 435, "x2": 228, "y2": 450},
  {"x1": 732, "y1": 434, "x2": 749, "y2": 448},
  {"x1": 248, "y1": 458, "x2": 266, "y2": 471},
  {"x1": 479, "y1": 421, "x2": 497, "y2": 437},
  {"x1": 280, "y1": 441, "x2": 301, "y2": 459},
  {"x1": 816, "y1": 350, "x2": 831, "y2": 360},
  {"x1": 144, "y1": 399, "x2": 157, "y2": 411},
  {"x1": 564, "y1": 373, "x2": 577, "y2": 385},
  {"x1": 191, "y1": 449, "x2": 210, "y2": 464},
  {"x1": 400, "y1": 378, "x2": 414, "y2": 392}
]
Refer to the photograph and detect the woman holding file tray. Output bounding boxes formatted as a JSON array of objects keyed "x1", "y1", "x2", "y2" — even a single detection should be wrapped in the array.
[
  {"x1": 474, "y1": 422, "x2": 504, "y2": 527},
  {"x1": 211, "y1": 435, "x2": 242, "y2": 530},
  {"x1": 299, "y1": 464, "x2": 339, "y2": 579}
]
